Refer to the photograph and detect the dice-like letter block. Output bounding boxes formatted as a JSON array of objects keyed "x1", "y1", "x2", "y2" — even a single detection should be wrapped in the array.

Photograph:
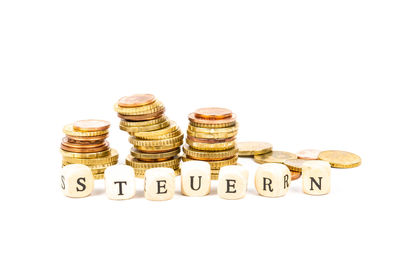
[
  {"x1": 302, "y1": 160, "x2": 331, "y2": 195},
  {"x1": 145, "y1": 167, "x2": 176, "y2": 201},
  {"x1": 105, "y1": 165, "x2": 136, "y2": 200},
  {"x1": 255, "y1": 163, "x2": 291, "y2": 197},
  {"x1": 61, "y1": 164, "x2": 94, "y2": 198},
  {"x1": 217, "y1": 165, "x2": 249, "y2": 200},
  {"x1": 181, "y1": 161, "x2": 211, "y2": 197}
]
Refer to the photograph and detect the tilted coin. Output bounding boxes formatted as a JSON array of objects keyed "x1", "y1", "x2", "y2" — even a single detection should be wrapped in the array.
[
  {"x1": 284, "y1": 159, "x2": 315, "y2": 172},
  {"x1": 291, "y1": 171, "x2": 301, "y2": 181},
  {"x1": 186, "y1": 138, "x2": 236, "y2": 151},
  {"x1": 73, "y1": 119, "x2": 110, "y2": 132},
  {"x1": 133, "y1": 121, "x2": 178, "y2": 139},
  {"x1": 254, "y1": 151, "x2": 297, "y2": 164},
  {"x1": 118, "y1": 107, "x2": 165, "y2": 121},
  {"x1": 62, "y1": 137, "x2": 106, "y2": 149},
  {"x1": 189, "y1": 120, "x2": 237, "y2": 129},
  {"x1": 60, "y1": 141, "x2": 109, "y2": 153},
  {"x1": 194, "y1": 107, "x2": 232, "y2": 120},
  {"x1": 130, "y1": 147, "x2": 180, "y2": 160},
  {"x1": 63, "y1": 124, "x2": 108, "y2": 137},
  {"x1": 62, "y1": 148, "x2": 119, "y2": 165},
  {"x1": 136, "y1": 129, "x2": 181, "y2": 140},
  {"x1": 120, "y1": 120, "x2": 170, "y2": 133},
  {"x1": 183, "y1": 144, "x2": 238, "y2": 161},
  {"x1": 296, "y1": 149, "x2": 322, "y2": 160},
  {"x1": 114, "y1": 101, "x2": 164, "y2": 115},
  {"x1": 188, "y1": 112, "x2": 236, "y2": 125},
  {"x1": 318, "y1": 150, "x2": 361, "y2": 168},
  {"x1": 120, "y1": 116, "x2": 167, "y2": 127},
  {"x1": 237, "y1": 141, "x2": 273, "y2": 156},
  {"x1": 60, "y1": 148, "x2": 111, "y2": 159},
  {"x1": 126, "y1": 155, "x2": 181, "y2": 169},
  {"x1": 182, "y1": 155, "x2": 238, "y2": 169},
  {"x1": 118, "y1": 94, "x2": 156, "y2": 108},
  {"x1": 186, "y1": 129, "x2": 237, "y2": 139}
]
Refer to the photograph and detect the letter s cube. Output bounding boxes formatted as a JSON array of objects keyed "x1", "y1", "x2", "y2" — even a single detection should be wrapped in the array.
[{"x1": 61, "y1": 164, "x2": 94, "y2": 198}]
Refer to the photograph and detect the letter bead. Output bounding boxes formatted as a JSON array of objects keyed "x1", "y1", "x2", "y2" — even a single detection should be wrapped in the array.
[
  {"x1": 255, "y1": 163, "x2": 291, "y2": 197},
  {"x1": 181, "y1": 161, "x2": 211, "y2": 197},
  {"x1": 144, "y1": 167, "x2": 176, "y2": 201},
  {"x1": 217, "y1": 165, "x2": 248, "y2": 200},
  {"x1": 105, "y1": 165, "x2": 136, "y2": 200},
  {"x1": 61, "y1": 164, "x2": 94, "y2": 198},
  {"x1": 302, "y1": 160, "x2": 331, "y2": 195}
]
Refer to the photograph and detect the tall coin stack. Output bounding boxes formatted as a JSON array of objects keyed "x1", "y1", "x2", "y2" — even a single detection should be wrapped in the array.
[
  {"x1": 183, "y1": 108, "x2": 239, "y2": 179},
  {"x1": 114, "y1": 94, "x2": 183, "y2": 177},
  {"x1": 60, "y1": 120, "x2": 119, "y2": 179}
]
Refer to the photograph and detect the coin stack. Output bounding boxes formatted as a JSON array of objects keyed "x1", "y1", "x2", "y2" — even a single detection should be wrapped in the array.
[
  {"x1": 114, "y1": 94, "x2": 183, "y2": 177},
  {"x1": 182, "y1": 107, "x2": 239, "y2": 179},
  {"x1": 60, "y1": 120, "x2": 119, "y2": 179}
]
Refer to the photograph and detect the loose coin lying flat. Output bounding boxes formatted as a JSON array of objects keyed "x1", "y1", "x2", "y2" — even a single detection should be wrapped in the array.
[
  {"x1": 73, "y1": 119, "x2": 110, "y2": 132},
  {"x1": 194, "y1": 107, "x2": 232, "y2": 120},
  {"x1": 318, "y1": 150, "x2": 361, "y2": 168},
  {"x1": 254, "y1": 151, "x2": 297, "y2": 164},
  {"x1": 296, "y1": 149, "x2": 321, "y2": 160},
  {"x1": 284, "y1": 159, "x2": 314, "y2": 172},
  {"x1": 237, "y1": 141, "x2": 273, "y2": 156},
  {"x1": 118, "y1": 94, "x2": 156, "y2": 108}
]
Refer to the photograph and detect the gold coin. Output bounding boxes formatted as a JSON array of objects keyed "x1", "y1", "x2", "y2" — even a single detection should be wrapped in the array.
[
  {"x1": 114, "y1": 100, "x2": 164, "y2": 115},
  {"x1": 62, "y1": 149, "x2": 119, "y2": 165},
  {"x1": 63, "y1": 124, "x2": 108, "y2": 137},
  {"x1": 137, "y1": 129, "x2": 181, "y2": 140},
  {"x1": 254, "y1": 151, "x2": 297, "y2": 164},
  {"x1": 62, "y1": 160, "x2": 118, "y2": 170},
  {"x1": 135, "y1": 142, "x2": 183, "y2": 153},
  {"x1": 120, "y1": 120, "x2": 170, "y2": 133},
  {"x1": 318, "y1": 150, "x2": 361, "y2": 168},
  {"x1": 183, "y1": 144, "x2": 238, "y2": 161},
  {"x1": 194, "y1": 107, "x2": 233, "y2": 120},
  {"x1": 283, "y1": 159, "x2": 314, "y2": 172},
  {"x1": 133, "y1": 121, "x2": 179, "y2": 139},
  {"x1": 187, "y1": 129, "x2": 237, "y2": 139},
  {"x1": 189, "y1": 120, "x2": 237, "y2": 129},
  {"x1": 130, "y1": 147, "x2": 180, "y2": 160},
  {"x1": 237, "y1": 141, "x2": 273, "y2": 156},
  {"x1": 182, "y1": 154, "x2": 238, "y2": 169},
  {"x1": 73, "y1": 119, "x2": 110, "y2": 132},
  {"x1": 186, "y1": 138, "x2": 235, "y2": 151},
  {"x1": 134, "y1": 167, "x2": 180, "y2": 178},
  {"x1": 93, "y1": 173, "x2": 105, "y2": 180},
  {"x1": 126, "y1": 155, "x2": 181, "y2": 169},
  {"x1": 188, "y1": 124, "x2": 238, "y2": 134},
  {"x1": 60, "y1": 148, "x2": 111, "y2": 159},
  {"x1": 120, "y1": 116, "x2": 167, "y2": 127},
  {"x1": 129, "y1": 133, "x2": 184, "y2": 146},
  {"x1": 118, "y1": 94, "x2": 156, "y2": 108}
]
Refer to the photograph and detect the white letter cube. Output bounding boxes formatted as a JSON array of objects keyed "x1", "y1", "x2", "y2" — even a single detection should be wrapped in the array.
[
  {"x1": 105, "y1": 165, "x2": 136, "y2": 200},
  {"x1": 181, "y1": 161, "x2": 211, "y2": 197},
  {"x1": 255, "y1": 163, "x2": 291, "y2": 197},
  {"x1": 145, "y1": 167, "x2": 176, "y2": 201},
  {"x1": 217, "y1": 165, "x2": 248, "y2": 200},
  {"x1": 61, "y1": 164, "x2": 94, "y2": 198},
  {"x1": 302, "y1": 160, "x2": 331, "y2": 195}
]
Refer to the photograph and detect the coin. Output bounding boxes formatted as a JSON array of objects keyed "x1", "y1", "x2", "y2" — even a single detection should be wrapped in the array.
[
  {"x1": 114, "y1": 101, "x2": 164, "y2": 115},
  {"x1": 118, "y1": 107, "x2": 165, "y2": 121},
  {"x1": 188, "y1": 124, "x2": 238, "y2": 134},
  {"x1": 187, "y1": 129, "x2": 237, "y2": 139},
  {"x1": 190, "y1": 120, "x2": 237, "y2": 129},
  {"x1": 296, "y1": 149, "x2": 321, "y2": 160},
  {"x1": 194, "y1": 107, "x2": 232, "y2": 120},
  {"x1": 186, "y1": 135, "x2": 235, "y2": 144},
  {"x1": 188, "y1": 112, "x2": 236, "y2": 125},
  {"x1": 120, "y1": 116, "x2": 167, "y2": 127},
  {"x1": 284, "y1": 159, "x2": 314, "y2": 172},
  {"x1": 182, "y1": 154, "x2": 238, "y2": 169},
  {"x1": 135, "y1": 143, "x2": 183, "y2": 153},
  {"x1": 318, "y1": 150, "x2": 361, "y2": 168},
  {"x1": 237, "y1": 141, "x2": 273, "y2": 156},
  {"x1": 186, "y1": 138, "x2": 236, "y2": 151},
  {"x1": 62, "y1": 149, "x2": 119, "y2": 165},
  {"x1": 183, "y1": 144, "x2": 238, "y2": 161},
  {"x1": 133, "y1": 121, "x2": 178, "y2": 139},
  {"x1": 129, "y1": 133, "x2": 184, "y2": 146},
  {"x1": 73, "y1": 119, "x2": 110, "y2": 132},
  {"x1": 60, "y1": 148, "x2": 111, "y2": 159},
  {"x1": 93, "y1": 173, "x2": 105, "y2": 180},
  {"x1": 62, "y1": 137, "x2": 106, "y2": 149},
  {"x1": 120, "y1": 120, "x2": 170, "y2": 133},
  {"x1": 126, "y1": 155, "x2": 181, "y2": 169},
  {"x1": 66, "y1": 133, "x2": 109, "y2": 142},
  {"x1": 66, "y1": 138, "x2": 105, "y2": 145},
  {"x1": 291, "y1": 171, "x2": 301, "y2": 181},
  {"x1": 254, "y1": 151, "x2": 297, "y2": 164},
  {"x1": 118, "y1": 94, "x2": 156, "y2": 108},
  {"x1": 61, "y1": 141, "x2": 109, "y2": 153},
  {"x1": 133, "y1": 168, "x2": 180, "y2": 178},
  {"x1": 63, "y1": 124, "x2": 108, "y2": 137},
  {"x1": 130, "y1": 147, "x2": 180, "y2": 160}
]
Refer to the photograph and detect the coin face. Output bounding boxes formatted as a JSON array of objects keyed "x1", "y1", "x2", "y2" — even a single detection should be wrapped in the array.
[
  {"x1": 188, "y1": 112, "x2": 236, "y2": 125},
  {"x1": 318, "y1": 150, "x2": 361, "y2": 168},
  {"x1": 194, "y1": 107, "x2": 232, "y2": 120},
  {"x1": 296, "y1": 149, "x2": 321, "y2": 160},
  {"x1": 283, "y1": 159, "x2": 314, "y2": 172},
  {"x1": 73, "y1": 119, "x2": 110, "y2": 132},
  {"x1": 118, "y1": 94, "x2": 156, "y2": 108},
  {"x1": 291, "y1": 171, "x2": 301, "y2": 181},
  {"x1": 254, "y1": 151, "x2": 297, "y2": 164},
  {"x1": 237, "y1": 141, "x2": 273, "y2": 156}
]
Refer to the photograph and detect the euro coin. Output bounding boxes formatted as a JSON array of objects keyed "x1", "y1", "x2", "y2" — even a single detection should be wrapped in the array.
[
  {"x1": 188, "y1": 112, "x2": 236, "y2": 126},
  {"x1": 120, "y1": 116, "x2": 167, "y2": 127},
  {"x1": 130, "y1": 147, "x2": 180, "y2": 160},
  {"x1": 120, "y1": 120, "x2": 170, "y2": 133},
  {"x1": 114, "y1": 101, "x2": 164, "y2": 115},
  {"x1": 186, "y1": 129, "x2": 237, "y2": 139},
  {"x1": 283, "y1": 159, "x2": 314, "y2": 172},
  {"x1": 187, "y1": 124, "x2": 238, "y2": 134},
  {"x1": 182, "y1": 154, "x2": 238, "y2": 169},
  {"x1": 73, "y1": 119, "x2": 110, "y2": 132},
  {"x1": 194, "y1": 107, "x2": 232, "y2": 120},
  {"x1": 118, "y1": 94, "x2": 156, "y2": 108},
  {"x1": 60, "y1": 148, "x2": 111, "y2": 159},
  {"x1": 61, "y1": 141, "x2": 109, "y2": 153},
  {"x1": 254, "y1": 151, "x2": 297, "y2": 164},
  {"x1": 183, "y1": 144, "x2": 238, "y2": 161},
  {"x1": 133, "y1": 121, "x2": 178, "y2": 139},
  {"x1": 291, "y1": 171, "x2": 301, "y2": 181},
  {"x1": 318, "y1": 150, "x2": 361, "y2": 168},
  {"x1": 129, "y1": 133, "x2": 184, "y2": 146},
  {"x1": 63, "y1": 124, "x2": 108, "y2": 137},
  {"x1": 62, "y1": 149, "x2": 119, "y2": 165},
  {"x1": 186, "y1": 138, "x2": 236, "y2": 151},
  {"x1": 186, "y1": 135, "x2": 235, "y2": 144},
  {"x1": 61, "y1": 137, "x2": 106, "y2": 149},
  {"x1": 189, "y1": 120, "x2": 237, "y2": 129},
  {"x1": 126, "y1": 155, "x2": 180, "y2": 169},
  {"x1": 118, "y1": 107, "x2": 165, "y2": 121},
  {"x1": 296, "y1": 149, "x2": 321, "y2": 160},
  {"x1": 237, "y1": 141, "x2": 273, "y2": 156}
]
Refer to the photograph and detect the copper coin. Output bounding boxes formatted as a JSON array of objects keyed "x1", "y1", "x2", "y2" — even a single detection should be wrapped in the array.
[
  {"x1": 188, "y1": 112, "x2": 236, "y2": 125},
  {"x1": 73, "y1": 119, "x2": 110, "y2": 132},
  {"x1": 296, "y1": 149, "x2": 321, "y2": 160},
  {"x1": 194, "y1": 107, "x2": 232, "y2": 120},
  {"x1": 186, "y1": 135, "x2": 236, "y2": 144},
  {"x1": 62, "y1": 137, "x2": 107, "y2": 149},
  {"x1": 118, "y1": 107, "x2": 165, "y2": 121},
  {"x1": 66, "y1": 138, "x2": 105, "y2": 145},
  {"x1": 60, "y1": 142, "x2": 109, "y2": 153},
  {"x1": 118, "y1": 94, "x2": 156, "y2": 108},
  {"x1": 66, "y1": 134, "x2": 109, "y2": 142},
  {"x1": 291, "y1": 171, "x2": 301, "y2": 181}
]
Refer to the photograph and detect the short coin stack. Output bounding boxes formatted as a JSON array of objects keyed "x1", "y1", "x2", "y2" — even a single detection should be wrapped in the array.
[
  {"x1": 60, "y1": 120, "x2": 119, "y2": 179},
  {"x1": 114, "y1": 94, "x2": 183, "y2": 177},
  {"x1": 183, "y1": 107, "x2": 239, "y2": 179}
]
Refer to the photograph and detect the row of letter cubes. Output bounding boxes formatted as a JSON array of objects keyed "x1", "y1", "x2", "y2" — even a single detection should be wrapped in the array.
[{"x1": 61, "y1": 160, "x2": 331, "y2": 200}]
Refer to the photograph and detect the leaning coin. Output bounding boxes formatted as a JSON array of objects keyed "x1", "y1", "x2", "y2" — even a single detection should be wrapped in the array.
[
  {"x1": 254, "y1": 151, "x2": 297, "y2": 164},
  {"x1": 284, "y1": 159, "x2": 315, "y2": 172},
  {"x1": 318, "y1": 150, "x2": 361, "y2": 168},
  {"x1": 296, "y1": 149, "x2": 321, "y2": 160},
  {"x1": 237, "y1": 141, "x2": 273, "y2": 156}
]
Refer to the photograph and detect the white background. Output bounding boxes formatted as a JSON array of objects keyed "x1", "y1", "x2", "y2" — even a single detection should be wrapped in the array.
[{"x1": 1, "y1": 0, "x2": 399, "y2": 266}]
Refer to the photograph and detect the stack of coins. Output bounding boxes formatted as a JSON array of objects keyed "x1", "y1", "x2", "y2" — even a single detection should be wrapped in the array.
[
  {"x1": 114, "y1": 94, "x2": 183, "y2": 177},
  {"x1": 182, "y1": 107, "x2": 239, "y2": 179},
  {"x1": 60, "y1": 120, "x2": 119, "y2": 179}
]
